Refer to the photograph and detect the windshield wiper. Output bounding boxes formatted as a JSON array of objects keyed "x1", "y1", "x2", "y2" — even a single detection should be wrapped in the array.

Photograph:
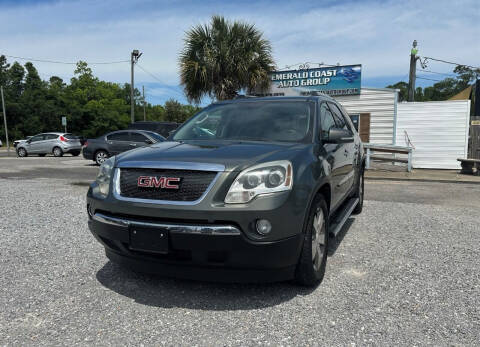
[{"x1": 228, "y1": 137, "x2": 268, "y2": 142}]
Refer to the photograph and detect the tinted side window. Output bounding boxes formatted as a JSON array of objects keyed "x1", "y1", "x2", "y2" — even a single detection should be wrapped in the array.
[
  {"x1": 30, "y1": 135, "x2": 45, "y2": 142},
  {"x1": 107, "y1": 132, "x2": 130, "y2": 141},
  {"x1": 320, "y1": 103, "x2": 336, "y2": 140},
  {"x1": 130, "y1": 132, "x2": 148, "y2": 142},
  {"x1": 45, "y1": 134, "x2": 59, "y2": 140},
  {"x1": 328, "y1": 103, "x2": 349, "y2": 133},
  {"x1": 329, "y1": 102, "x2": 355, "y2": 134}
]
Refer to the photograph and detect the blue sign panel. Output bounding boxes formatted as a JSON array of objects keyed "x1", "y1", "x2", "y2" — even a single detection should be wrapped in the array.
[{"x1": 268, "y1": 64, "x2": 361, "y2": 96}]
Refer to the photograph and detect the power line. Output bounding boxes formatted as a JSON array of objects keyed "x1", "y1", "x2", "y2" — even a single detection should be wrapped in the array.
[
  {"x1": 420, "y1": 56, "x2": 480, "y2": 70},
  {"x1": 417, "y1": 69, "x2": 455, "y2": 77},
  {"x1": 136, "y1": 64, "x2": 185, "y2": 98},
  {"x1": 417, "y1": 76, "x2": 442, "y2": 82},
  {"x1": 4, "y1": 54, "x2": 129, "y2": 65}
]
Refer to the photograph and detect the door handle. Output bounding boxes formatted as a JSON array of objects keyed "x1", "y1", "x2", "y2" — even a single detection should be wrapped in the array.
[{"x1": 129, "y1": 143, "x2": 137, "y2": 147}]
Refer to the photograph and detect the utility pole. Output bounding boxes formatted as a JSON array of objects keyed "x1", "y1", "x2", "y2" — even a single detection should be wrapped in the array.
[
  {"x1": 130, "y1": 50, "x2": 142, "y2": 123},
  {"x1": 408, "y1": 40, "x2": 419, "y2": 102},
  {"x1": 1, "y1": 86, "x2": 10, "y2": 156},
  {"x1": 143, "y1": 85, "x2": 146, "y2": 121}
]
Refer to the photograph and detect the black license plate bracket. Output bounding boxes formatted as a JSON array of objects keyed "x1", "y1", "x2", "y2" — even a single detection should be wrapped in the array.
[{"x1": 129, "y1": 224, "x2": 169, "y2": 254}]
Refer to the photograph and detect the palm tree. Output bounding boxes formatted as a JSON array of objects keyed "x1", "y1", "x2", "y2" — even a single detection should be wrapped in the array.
[{"x1": 179, "y1": 16, "x2": 275, "y2": 103}]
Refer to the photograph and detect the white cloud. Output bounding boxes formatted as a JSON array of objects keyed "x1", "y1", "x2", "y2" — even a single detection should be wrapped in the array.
[{"x1": 0, "y1": 0, "x2": 478, "y2": 104}]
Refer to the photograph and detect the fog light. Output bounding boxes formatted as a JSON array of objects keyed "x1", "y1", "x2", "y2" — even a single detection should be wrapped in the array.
[{"x1": 256, "y1": 219, "x2": 272, "y2": 235}]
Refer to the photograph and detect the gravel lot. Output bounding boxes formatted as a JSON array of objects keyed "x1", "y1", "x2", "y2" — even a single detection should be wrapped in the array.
[{"x1": 0, "y1": 171, "x2": 479, "y2": 345}]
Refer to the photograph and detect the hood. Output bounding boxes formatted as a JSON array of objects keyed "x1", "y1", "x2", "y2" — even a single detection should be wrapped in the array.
[{"x1": 116, "y1": 140, "x2": 306, "y2": 171}]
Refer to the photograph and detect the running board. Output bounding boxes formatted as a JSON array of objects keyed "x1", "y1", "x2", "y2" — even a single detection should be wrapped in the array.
[{"x1": 329, "y1": 197, "x2": 359, "y2": 237}]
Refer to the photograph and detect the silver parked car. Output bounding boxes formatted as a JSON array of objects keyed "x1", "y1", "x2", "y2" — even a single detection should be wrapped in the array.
[{"x1": 16, "y1": 133, "x2": 82, "y2": 157}]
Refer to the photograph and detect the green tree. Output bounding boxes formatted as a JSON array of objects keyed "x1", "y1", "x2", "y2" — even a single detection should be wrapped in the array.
[
  {"x1": 179, "y1": 15, "x2": 275, "y2": 103},
  {"x1": 386, "y1": 81, "x2": 408, "y2": 101},
  {"x1": 0, "y1": 56, "x2": 204, "y2": 141}
]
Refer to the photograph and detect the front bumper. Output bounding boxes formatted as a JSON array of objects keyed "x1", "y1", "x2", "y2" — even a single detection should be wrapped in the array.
[{"x1": 88, "y1": 210, "x2": 303, "y2": 282}]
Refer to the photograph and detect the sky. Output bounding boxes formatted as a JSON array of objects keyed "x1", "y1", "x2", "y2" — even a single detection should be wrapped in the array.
[{"x1": 0, "y1": 0, "x2": 479, "y2": 105}]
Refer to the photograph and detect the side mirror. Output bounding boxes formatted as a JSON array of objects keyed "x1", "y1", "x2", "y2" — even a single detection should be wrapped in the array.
[{"x1": 324, "y1": 128, "x2": 354, "y2": 143}]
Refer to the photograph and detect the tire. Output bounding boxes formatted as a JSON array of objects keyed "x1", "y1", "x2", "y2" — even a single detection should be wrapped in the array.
[
  {"x1": 295, "y1": 195, "x2": 329, "y2": 287},
  {"x1": 38, "y1": 153, "x2": 47, "y2": 157},
  {"x1": 53, "y1": 147, "x2": 63, "y2": 157},
  {"x1": 71, "y1": 151, "x2": 80, "y2": 157},
  {"x1": 95, "y1": 150, "x2": 108, "y2": 165},
  {"x1": 17, "y1": 147, "x2": 28, "y2": 157},
  {"x1": 352, "y1": 168, "x2": 364, "y2": 215}
]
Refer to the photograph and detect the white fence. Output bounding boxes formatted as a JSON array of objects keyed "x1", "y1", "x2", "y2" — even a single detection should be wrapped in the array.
[{"x1": 395, "y1": 100, "x2": 471, "y2": 169}]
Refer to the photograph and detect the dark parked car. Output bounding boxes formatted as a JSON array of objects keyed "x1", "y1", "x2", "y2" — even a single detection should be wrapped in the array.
[
  {"x1": 87, "y1": 96, "x2": 364, "y2": 286},
  {"x1": 82, "y1": 130, "x2": 165, "y2": 165},
  {"x1": 128, "y1": 122, "x2": 180, "y2": 138}
]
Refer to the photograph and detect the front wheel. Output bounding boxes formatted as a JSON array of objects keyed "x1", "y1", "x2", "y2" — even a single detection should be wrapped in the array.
[
  {"x1": 295, "y1": 195, "x2": 329, "y2": 286},
  {"x1": 53, "y1": 147, "x2": 63, "y2": 157},
  {"x1": 17, "y1": 148, "x2": 28, "y2": 157}
]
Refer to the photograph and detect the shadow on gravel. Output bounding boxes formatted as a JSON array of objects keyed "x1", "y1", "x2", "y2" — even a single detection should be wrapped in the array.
[{"x1": 96, "y1": 261, "x2": 317, "y2": 310}]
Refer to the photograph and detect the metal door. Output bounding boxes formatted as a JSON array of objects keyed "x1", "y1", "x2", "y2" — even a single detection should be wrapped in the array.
[
  {"x1": 319, "y1": 103, "x2": 346, "y2": 210},
  {"x1": 329, "y1": 102, "x2": 356, "y2": 198},
  {"x1": 25, "y1": 134, "x2": 46, "y2": 153},
  {"x1": 129, "y1": 132, "x2": 151, "y2": 149},
  {"x1": 43, "y1": 134, "x2": 59, "y2": 153},
  {"x1": 106, "y1": 132, "x2": 132, "y2": 155}
]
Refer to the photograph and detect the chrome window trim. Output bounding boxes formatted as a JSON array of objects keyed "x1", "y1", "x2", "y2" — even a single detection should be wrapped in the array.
[
  {"x1": 116, "y1": 161, "x2": 225, "y2": 172},
  {"x1": 112, "y1": 165, "x2": 223, "y2": 205},
  {"x1": 92, "y1": 212, "x2": 240, "y2": 235}
]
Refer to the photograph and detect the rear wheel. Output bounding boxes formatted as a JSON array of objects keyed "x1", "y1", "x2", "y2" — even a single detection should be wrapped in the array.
[
  {"x1": 352, "y1": 168, "x2": 364, "y2": 215},
  {"x1": 53, "y1": 147, "x2": 63, "y2": 157},
  {"x1": 295, "y1": 195, "x2": 329, "y2": 286},
  {"x1": 95, "y1": 150, "x2": 108, "y2": 165},
  {"x1": 17, "y1": 147, "x2": 27, "y2": 157}
]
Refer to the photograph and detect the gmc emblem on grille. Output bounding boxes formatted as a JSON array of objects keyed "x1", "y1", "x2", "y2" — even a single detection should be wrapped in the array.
[{"x1": 137, "y1": 176, "x2": 181, "y2": 189}]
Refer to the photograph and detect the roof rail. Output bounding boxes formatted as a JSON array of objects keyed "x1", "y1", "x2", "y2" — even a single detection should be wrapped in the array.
[{"x1": 299, "y1": 91, "x2": 330, "y2": 97}]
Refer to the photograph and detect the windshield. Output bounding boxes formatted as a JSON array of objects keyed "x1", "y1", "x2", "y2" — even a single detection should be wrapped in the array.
[{"x1": 172, "y1": 101, "x2": 313, "y2": 143}]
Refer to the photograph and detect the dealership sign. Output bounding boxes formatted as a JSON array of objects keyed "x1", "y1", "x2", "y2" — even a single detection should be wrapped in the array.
[{"x1": 268, "y1": 64, "x2": 361, "y2": 96}]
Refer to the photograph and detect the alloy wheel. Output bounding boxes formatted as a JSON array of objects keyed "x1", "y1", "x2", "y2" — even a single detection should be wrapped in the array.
[
  {"x1": 312, "y1": 208, "x2": 326, "y2": 271},
  {"x1": 18, "y1": 148, "x2": 26, "y2": 157},
  {"x1": 96, "y1": 152, "x2": 107, "y2": 164}
]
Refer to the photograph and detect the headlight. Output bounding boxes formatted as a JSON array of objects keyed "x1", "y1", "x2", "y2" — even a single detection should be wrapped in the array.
[
  {"x1": 225, "y1": 160, "x2": 293, "y2": 204},
  {"x1": 92, "y1": 156, "x2": 115, "y2": 198}
]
